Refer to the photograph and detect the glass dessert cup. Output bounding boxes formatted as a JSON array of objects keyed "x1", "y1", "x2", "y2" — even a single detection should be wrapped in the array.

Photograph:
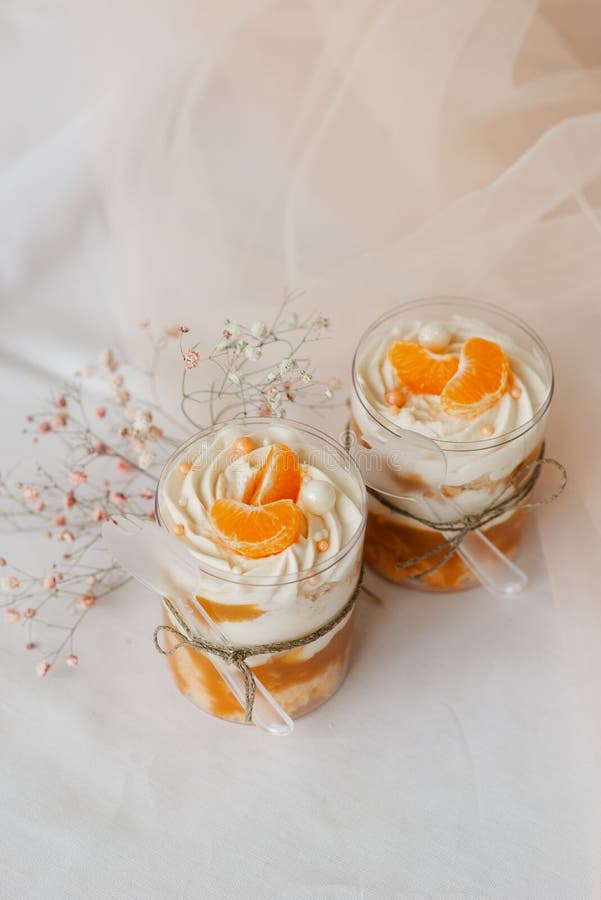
[
  {"x1": 155, "y1": 419, "x2": 367, "y2": 724},
  {"x1": 351, "y1": 297, "x2": 554, "y2": 592}
]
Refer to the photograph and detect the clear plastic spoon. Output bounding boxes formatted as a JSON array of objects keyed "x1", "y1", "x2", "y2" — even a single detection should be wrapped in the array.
[
  {"x1": 350, "y1": 425, "x2": 527, "y2": 595},
  {"x1": 102, "y1": 516, "x2": 294, "y2": 736}
]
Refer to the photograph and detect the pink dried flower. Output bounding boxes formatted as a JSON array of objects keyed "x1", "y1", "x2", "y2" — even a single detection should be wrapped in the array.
[
  {"x1": 327, "y1": 376, "x2": 342, "y2": 390},
  {"x1": 147, "y1": 425, "x2": 163, "y2": 441},
  {"x1": 53, "y1": 514, "x2": 66, "y2": 526},
  {"x1": 15, "y1": 482, "x2": 23, "y2": 489},
  {"x1": 116, "y1": 460, "x2": 132, "y2": 474},
  {"x1": 164, "y1": 326, "x2": 180, "y2": 338},
  {"x1": 184, "y1": 349, "x2": 199, "y2": 370},
  {"x1": 66, "y1": 654, "x2": 79, "y2": 668},
  {"x1": 112, "y1": 374, "x2": 124, "y2": 387},
  {"x1": 56, "y1": 395, "x2": 67, "y2": 409},
  {"x1": 92, "y1": 508, "x2": 104, "y2": 522},
  {"x1": 4, "y1": 608, "x2": 20, "y2": 623},
  {"x1": 54, "y1": 414, "x2": 68, "y2": 429},
  {"x1": 36, "y1": 501, "x2": 45, "y2": 512},
  {"x1": 22, "y1": 486, "x2": 39, "y2": 501},
  {"x1": 2, "y1": 576, "x2": 19, "y2": 591},
  {"x1": 111, "y1": 491, "x2": 127, "y2": 505},
  {"x1": 23, "y1": 608, "x2": 36, "y2": 619},
  {"x1": 44, "y1": 575, "x2": 57, "y2": 590},
  {"x1": 95, "y1": 406, "x2": 106, "y2": 419},
  {"x1": 69, "y1": 470, "x2": 87, "y2": 485},
  {"x1": 77, "y1": 593, "x2": 95, "y2": 609},
  {"x1": 0, "y1": 558, "x2": 5, "y2": 567},
  {"x1": 258, "y1": 404, "x2": 272, "y2": 417},
  {"x1": 100, "y1": 348, "x2": 118, "y2": 372},
  {"x1": 116, "y1": 388, "x2": 131, "y2": 405},
  {"x1": 95, "y1": 441, "x2": 108, "y2": 455},
  {"x1": 26, "y1": 415, "x2": 34, "y2": 422},
  {"x1": 38, "y1": 421, "x2": 52, "y2": 433},
  {"x1": 64, "y1": 492, "x2": 76, "y2": 509},
  {"x1": 180, "y1": 325, "x2": 190, "y2": 334},
  {"x1": 59, "y1": 530, "x2": 75, "y2": 543},
  {"x1": 25, "y1": 642, "x2": 36, "y2": 651},
  {"x1": 118, "y1": 427, "x2": 129, "y2": 438},
  {"x1": 36, "y1": 661, "x2": 51, "y2": 677},
  {"x1": 138, "y1": 320, "x2": 150, "y2": 329},
  {"x1": 140, "y1": 489, "x2": 154, "y2": 500}
]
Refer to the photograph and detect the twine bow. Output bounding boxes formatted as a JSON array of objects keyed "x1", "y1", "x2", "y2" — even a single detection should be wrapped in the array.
[
  {"x1": 366, "y1": 448, "x2": 567, "y2": 578},
  {"x1": 154, "y1": 568, "x2": 364, "y2": 722}
]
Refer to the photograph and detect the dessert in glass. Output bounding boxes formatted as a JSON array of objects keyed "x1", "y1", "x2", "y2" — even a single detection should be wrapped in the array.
[
  {"x1": 155, "y1": 419, "x2": 366, "y2": 723},
  {"x1": 351, "y1": 298, "x2": 553, "y2": 591}
]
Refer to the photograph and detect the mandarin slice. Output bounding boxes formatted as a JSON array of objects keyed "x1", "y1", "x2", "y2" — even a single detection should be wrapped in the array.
[
  {"x1": 243, "y1": 443, "x2": 301, "y2": 505},
  {"x1": 387, "y1": 341, "x2": 459, "y2": 395},
  {"x1": 210, "y1": 498, "x2": 304, "y2": 559},
  {"x1": 440, "y1": 337, "x2": 509, "y2": 418}
]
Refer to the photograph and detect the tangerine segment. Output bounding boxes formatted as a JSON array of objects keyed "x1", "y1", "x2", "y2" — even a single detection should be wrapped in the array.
[
  {"x1": 441, "y1": 337, "x2": 509, "y2": 418},
  {"x1": 243, "y1": 443, "x2": 301, "y2": 505},
  {"x1": 210, "y1": 498, "x2": 304, "y2": 558},
  {"x1": 387, "y1": 341, "x2": 459, "y2": 395}
]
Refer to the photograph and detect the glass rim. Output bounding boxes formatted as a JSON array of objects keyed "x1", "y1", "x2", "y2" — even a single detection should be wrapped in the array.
[
  {"x1": 351, "y1": 295, "x2": 554, "y2": 452},
  {"x1": 155, "y1": 416, "x2": 368, "y2": 587}
]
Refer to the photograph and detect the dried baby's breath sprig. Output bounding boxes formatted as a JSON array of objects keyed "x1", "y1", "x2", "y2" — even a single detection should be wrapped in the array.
[
  {"x1": 1, "y1": 330, "x2": 184, "y2": 672},
  {"x1": 178, "y1": 294, "x2": 341, "y2": 428},
  {"x1": 2, "y1": 296, "x2": 342, "y2": 677}
]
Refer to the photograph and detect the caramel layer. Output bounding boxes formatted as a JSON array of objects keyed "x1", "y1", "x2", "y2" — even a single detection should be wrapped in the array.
[
  {"x1": 162, "y1": 608, "x2": 354, "y2": 721},
  {"x1": 191, "y1": 596, "x2": 265, "y2": 624},
  {"x1": 365, "y1": 507, "x2": 528, "y2": 590}
]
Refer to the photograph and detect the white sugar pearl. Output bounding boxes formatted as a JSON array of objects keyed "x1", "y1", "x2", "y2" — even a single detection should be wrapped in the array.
[
  {"x1": 299, "y1": 480, "x2": 336, "y2": 516},
  {"x1": 178, "y1": 497, "x2": 188, "y2": 508},
  {"x1": 418, "y1": 322, "x2": 451, "y2": 352}
]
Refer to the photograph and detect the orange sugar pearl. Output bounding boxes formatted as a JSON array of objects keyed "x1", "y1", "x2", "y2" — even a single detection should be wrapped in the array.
[
  {"x1": 231, "y1": 436, "x2": 255, "y2": 458},
  {"x1": 510, "y1": 386, "x2": 522, "y2": 400},
  {"x1": 384, "y1": 389, "x2": 406, "y2": 409},
  {"x1": 317, "y1": 539, "x2": 330, "y2": 553},
  {"x1": 480, "y1": 424, "x2": 495, "y2": 438},
  {"x1": 172, "y1": 523, "x2": 185, "y2": 537},
  {"x1": 178, "y1": 461, "x2": 192, "y2": 475}
]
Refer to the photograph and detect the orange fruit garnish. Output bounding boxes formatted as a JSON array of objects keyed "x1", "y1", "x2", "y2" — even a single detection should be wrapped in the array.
[
  {"x1": 440, "y1": 337, "x2": 509, "y2": 418},
  {"x1": 210, "y1": 498, "x2": 304, "y2": 559},
  {"x1": 388, "y1": 341, "x2": 459, "y2": 395},
  {"x1": 243, "y1": 443, "x2": 301, "y2": 505}
]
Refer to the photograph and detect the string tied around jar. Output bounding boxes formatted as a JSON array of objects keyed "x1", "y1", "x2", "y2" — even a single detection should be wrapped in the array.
[
  {"x1": 364, "y1": 448, "x2": 566, "y2": 579},
  {"x1": 153, "y1": 568, "x2": 364, "y2": 722}
]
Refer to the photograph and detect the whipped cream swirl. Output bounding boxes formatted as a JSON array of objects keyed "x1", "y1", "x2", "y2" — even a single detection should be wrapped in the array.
[
  {"x1": 158, "y1": 424, "x2": 363, "y2": 580},
  {"x1": 352, "y1": 314, "x2": 552, "y2": 499},
  {"x1": 357, "y1": 316, "x2": 549, "y2": 443}
]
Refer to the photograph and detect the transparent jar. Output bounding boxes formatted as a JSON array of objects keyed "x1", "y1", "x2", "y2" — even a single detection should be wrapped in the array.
[
  {"x1": 351, "y1": 297, "x2": 554, "y2": 591},
  {"x1": 155, "y1": 419, "x2": 367, "y2": 723}
]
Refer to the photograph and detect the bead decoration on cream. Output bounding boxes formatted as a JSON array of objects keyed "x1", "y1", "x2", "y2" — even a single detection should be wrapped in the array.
[
  {"x1": 418, "y1": 321, "x2": 451, "y2": 352},
  {"x1": 298, "y1": 479, "x2": 336, "y2": 516}
]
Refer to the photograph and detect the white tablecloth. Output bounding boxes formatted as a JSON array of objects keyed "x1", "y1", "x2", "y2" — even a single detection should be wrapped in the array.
[{"x1": 1, "y1": 3, "x2": 600, "y2": 898}]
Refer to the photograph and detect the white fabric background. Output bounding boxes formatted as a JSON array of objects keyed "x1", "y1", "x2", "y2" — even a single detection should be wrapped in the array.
[{"x1": 1, "y1": 1, "x2": 600, "y2": 898}]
